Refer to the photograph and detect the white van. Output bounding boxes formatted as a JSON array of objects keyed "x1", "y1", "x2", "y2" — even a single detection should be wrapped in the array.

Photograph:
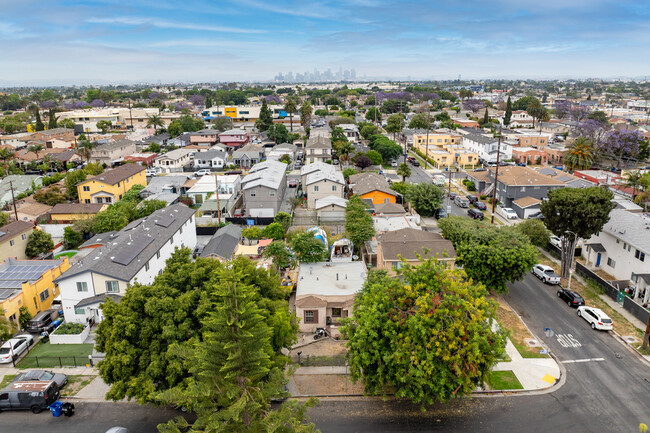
[{"x1": 454, "y1": 196, "x2": 469, "y2": 208}]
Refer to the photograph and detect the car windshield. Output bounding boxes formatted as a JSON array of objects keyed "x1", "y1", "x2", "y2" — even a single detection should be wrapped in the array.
[
  {"x1": 41, "y1": 372, "x2": 54, "y2": 380},
  {"x1": 0, "y1": 348, "x2": 10, "y2": 355}
]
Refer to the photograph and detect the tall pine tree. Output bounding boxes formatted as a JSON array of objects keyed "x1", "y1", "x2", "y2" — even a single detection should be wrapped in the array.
[
  {"x1": 482, "y1": 107, "x2": 489, "y2": 125},
  {"x1": 504, "y1": 96, "x2": 512, "y2": 126},
  {"x1": 256, "y1": 99, "x2": 273, "y2": 132}
]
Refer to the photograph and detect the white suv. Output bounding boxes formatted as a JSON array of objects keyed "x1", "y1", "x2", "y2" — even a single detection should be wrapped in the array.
[
  {"x1": 577, "y1": 306, "x2": 613, "y2": 331},
  {"x1": 498, "y1": 206, "x2": 518, "y2": 219},
  {"x1": 194, "y1": 169, "x2": 211, "y2": 177}
]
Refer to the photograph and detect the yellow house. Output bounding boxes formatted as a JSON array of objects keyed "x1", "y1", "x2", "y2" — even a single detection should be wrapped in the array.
[
  {"x1": 50, "y1": 203, "x2": 108, "y2": 223},
  {"x1": 0, "y1": 221, "x2": 34, "y2": 263},
  {"x1": 414, "y1": 133, "x2": 461, "y2": 153},
  {"x1": 77, "y1": 164, "x2": 147, "y2": 204},
  {"x1": 0, "y1": 257, "x2": 70, "y2": 323}
]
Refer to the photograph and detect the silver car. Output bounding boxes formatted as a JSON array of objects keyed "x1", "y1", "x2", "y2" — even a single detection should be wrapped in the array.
[{"x1": 14, "y1": 369, "x2": 68, "y2": 388}]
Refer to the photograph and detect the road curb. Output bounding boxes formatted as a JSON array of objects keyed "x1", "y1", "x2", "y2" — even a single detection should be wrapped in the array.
[{"x1": 610, "y1": 330, "x2": 650, "y2": 368}]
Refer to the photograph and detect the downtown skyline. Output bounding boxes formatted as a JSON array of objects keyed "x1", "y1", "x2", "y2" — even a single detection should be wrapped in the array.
[{"x1": 1, "y1": 0, "x2": 649, "y2": 86}]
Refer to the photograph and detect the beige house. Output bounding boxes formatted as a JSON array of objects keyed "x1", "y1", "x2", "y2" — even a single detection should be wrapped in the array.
[
  {"x1": 374, "y1": 228, "x2": 456, "y2": 273},
  {"x1": 294, "y1": 261, "x2": 367, "y2": 336},
  {"x1": 154, "y1": 148, "x2": 194, "y2": 173},
  {"x1": 90, "y1": 139, "x2": 137, "y2": 165},
  {"x1": 0, "y1": 221, "x2": 35, "y2": 262},
  {"x1": 304, "y1": 169, "x2": 345, "y2": 208},
  {"x1": 304, "y1": 132, "x2": 332, "y2": 164}
]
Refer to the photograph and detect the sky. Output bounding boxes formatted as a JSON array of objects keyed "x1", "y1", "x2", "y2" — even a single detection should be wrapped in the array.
[{"x1": 1, "y1": 0, "x2": 649, "y2": 86}]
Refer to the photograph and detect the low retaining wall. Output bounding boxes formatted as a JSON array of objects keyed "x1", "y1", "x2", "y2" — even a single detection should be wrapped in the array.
[{"x1": 49, "y1": 324, "x2": 90, "y2": 344}]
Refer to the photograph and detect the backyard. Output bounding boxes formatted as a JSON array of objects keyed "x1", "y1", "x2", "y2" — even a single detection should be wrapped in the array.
[{"x1": 17, "y1": 342, "x2": 93, "y2": 369}]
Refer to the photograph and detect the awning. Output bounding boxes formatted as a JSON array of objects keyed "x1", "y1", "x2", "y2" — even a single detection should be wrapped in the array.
[
  {"x1": 203, "y1": 116, "x2": 215, "y2": 120},
  {"x1": 75, "y1": 293, "x2": 122, "y2": 309},
  {"x1": 587, "y1": 243, "x2": 606, "y2": 253}
]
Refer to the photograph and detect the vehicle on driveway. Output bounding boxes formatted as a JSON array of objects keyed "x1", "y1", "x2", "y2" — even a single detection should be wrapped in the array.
[
  {"x1": 532, "y1": 264, "x2": 561, "y2": 284},
  {"x1": 13, "y1": 370, "x2": 68, "y2": 388},
  {"x1": 288, "y1": 179, "x2": 298, "y2": 188},
  {"x1": 145, "y1": 169, "x2": 157, "y2": 177},
  {"x1": 498, "y1": 206, "x2": 518, "y2": 219},
  {"x1": 577, "y1": 306, "x2": 613, "y2": 330},
  {"x1": 26, "y1": 310, "x2": 53, "y2": 334},
  {"x1": 0, "y1": 335, "x2": 34, "y2": 364},
  {"x1": 194, "y1": 169, "x2": 211, "y2": 177},
  {"x1": 391, "y1": 160, "x2": 398, "y2": 167},
  {"x1": 549, "y1": 235, "x2": 562, "y2": 249},
  {"x1": 474, "y1": 201, "x2": 487, "y2": 210},
  {"x1": 467, "y1": 208, "x2": 484, "y2": 220},
  {"x1": 411, "y1": 159, "x2": 420, "y2": 167},
  {"x1": 557, "y1": 289, "x2": 585, "y2": 307},
  {"x1": 528, "y1": 211, "x2": 545, "y2": 220}
]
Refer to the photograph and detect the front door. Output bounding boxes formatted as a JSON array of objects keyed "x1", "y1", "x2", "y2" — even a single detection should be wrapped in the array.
[{"x1": 596, "y1": 253, "x2": 602, "y2": 267}]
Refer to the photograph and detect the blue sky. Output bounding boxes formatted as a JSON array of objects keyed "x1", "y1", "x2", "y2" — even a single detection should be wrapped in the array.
[{"x1": 1, "y1": 0, "x2": 649, "y2": 85}]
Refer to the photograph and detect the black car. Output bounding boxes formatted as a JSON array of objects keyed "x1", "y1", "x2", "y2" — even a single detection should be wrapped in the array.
[
  {"x1": 557, "y1": 289, "x2": 585, "y2": 307},
  {"x1": 411, "y1": 159, "x2": 420, "y2": 167},
  {"x1": 435, "y1": 207, "x2": 448, "y2": 219},
  {"x1": 474, "y1": 201, "x2": 487, "y2": 210},
  {"x1": 448, "y1": 192, "x2": 458, "y2": 200},
  {"x1": 467, "y1": 208, "x2": 484, "y2": 220},
  {"x1": 466, "y1": 195, "x2": 479, "y2": 205}
]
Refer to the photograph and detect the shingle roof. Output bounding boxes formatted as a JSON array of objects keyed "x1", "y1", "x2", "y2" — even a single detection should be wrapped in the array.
[
  {"x1": 351, "y1": 173, "x2": 396, "y2": 197},
  {"x1": 306, "y1": 135, "x2": 331, "y2": 149},
  {"x1": 241, "y1": 160, "x2": 286, "y2": 190},
  {"x1": 75, "y1": 293, "x2": 122, "y2": 308},
  {"x1": 80, "y1": 164, "x2": 145, "y2": 186},
  {"x1": 492, "y1": 166, "x2": 565, "y2": 186},
  {"x1": 374, "y1": 202, "x2": 405, "y2": 214},
  {"x1": 305, "y1": 170, "x2": 344, "y2": 186},
  {"x1": 512, "y1": 197, "x2": 542, "y2": 208},
  {"x1": 601, "y1": 210, "x2": 650, "y2": 254},
  {"x1": 0, "y1": 221, "x2": 33, "y2": 244},
  {"x1": 314, "y1": 195, "x2": 348, "y2": 210},
  {"x1": 377, "y1": 228, "x2": 456, "y2": 261},
  {"x1": 200, "y1": 224, "x2": 242, "y2": 260},
  {"x1": 50, "y1": 203, "x2": 105, "y2": 215}
]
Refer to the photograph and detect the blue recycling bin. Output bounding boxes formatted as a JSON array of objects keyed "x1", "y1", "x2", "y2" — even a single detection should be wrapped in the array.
[{"x1": 50, "y1": 401, "x2": 63, "y2": 417}]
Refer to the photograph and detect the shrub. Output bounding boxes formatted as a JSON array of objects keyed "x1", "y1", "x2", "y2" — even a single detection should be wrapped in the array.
[
  {"x1": 466, "y1": 180, "x2": 476, "y2": 191},
  {"x1": 55, "y1": 322, "x2": 85, "y2": 335},
  {"x1": 480, "y1": 194, "x2": 487, "y2": 200}
]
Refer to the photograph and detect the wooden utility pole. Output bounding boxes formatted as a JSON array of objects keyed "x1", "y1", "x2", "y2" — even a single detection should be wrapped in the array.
[
  {"x1": 424, "y1": 100, "x2": 431, "y2": 170},
  {"x1": 214, "y1": 173, "x2": 221, "y2": 224},
  {"x1": 490, "y1": 126, "x2": 503, "y2": 224},
  {"x1": 9, "y1": 180, "x2": 18, "y2": 221}
]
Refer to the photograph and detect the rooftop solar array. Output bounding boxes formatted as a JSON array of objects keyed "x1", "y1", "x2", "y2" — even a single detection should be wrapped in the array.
[
  {"x1": 111, "y1": 236, "x2": 154, "y2": 266},
  {"x1": 0, "y1": 288, "x2": 18, "y2": 300},
  {"x1": 0, "y1": 264, "x2": 55, "y2": 283},
  {"x1": 557, "y1": 175, "x2": 574, "y2": 182}
]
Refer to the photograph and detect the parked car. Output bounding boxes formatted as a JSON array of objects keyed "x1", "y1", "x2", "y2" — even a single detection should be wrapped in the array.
[
  {"x1": 435, "y1": 207, "x2": 448, "y2": 219},
  {"x1": 0, "y1": 380, "x2": 59, "y2": 413},
  {"x1": 145, "y1": 169, "x2": 158, "y2": 177},
  {"x1": 474, "y1": 201, "x2": 487, "y2": 210},
  {"x1": 224, "y1": 170, "x2": 242, "y2": 175},
  {"x1": 407, "y1": 156, "x2": 415, "y2": 164},
  {"x1": 26, "y1": 311, "x2": 53, "y2": 334},
  {"x1": 410, "y1": 159, "x2": 420, "y2": 167},
  {"x1": 528, "y1": 211, "x2": 545, "y2": 220},
  {"x1": 577, "y1": 306, "x2": 613, "y2": 330},
  {"x1": 192, "y1": 245, "x2": 204, "y2": 259},
  {"x1": 391, "y1": 160, "x2": 398, "y2": 167},
  {"x1": 557, "y1": 289, "x2": 585, "y2": 308},
  {"x1": 288, "y1": 179, "x2": 298, "y2": 188},
  {"x1": 13, "y1": 370, "x2": 68, "y2": 388},
  {"x1": 233, "y1": 208, "x2": 244, "y2": 218},
  {"x1": 332, "y1": 158, "x2": 339, "y2": 165},
  {"x1": 194, "y1": 169, "x2": 211, "y2": 177},
  {"x1": 448, "y1": 192, "x2": 458, "y2": 200},
  {"x1": 467, "y1": 208, "x2": 484, "y2": 220},
  {"x1": 549, "y1": 235, "x2": 562, "y2": 249},
  {"x1": 498, "y1": 206, "x2": 518, "y2": 219},
  {"x1": 532, "y1": 264, "x2": 561, "y2": 284},
  {"x1": 466, "y1": 195, "x2": 479, "y2": 205},
  {"x1": 0, "y1": 335, "x2": 34, "y2": 364},
  {"x1": 454, "y1": 196, "x2": 470, "y2": 208},
  {"x1": 294, "y1": 161, "x2": 302, "y2": 169}
]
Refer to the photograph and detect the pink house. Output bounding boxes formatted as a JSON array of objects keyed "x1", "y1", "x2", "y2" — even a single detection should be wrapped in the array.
[{"x1": 219, "y1": 129, "x2": 250, "y2": 149}]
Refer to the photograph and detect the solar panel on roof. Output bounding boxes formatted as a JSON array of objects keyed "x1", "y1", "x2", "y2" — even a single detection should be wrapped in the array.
[
  {"x1": 557, "y1": 175, "x2": 573, "y2": 182},
  {"x1": 0, "y1": 288, "x2": 18, "y2": 300},
  {"x1": 111, "y1": 236, "x2": 154, "y2": 266},
  {"x1": 155, "y1": 214, "x2": 175, "y2": 228}
]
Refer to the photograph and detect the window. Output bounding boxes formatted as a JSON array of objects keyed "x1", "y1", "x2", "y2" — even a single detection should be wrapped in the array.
[
  {"x1": 39, "y1": 289, "x2": 49, "y2": 302},
  {"x1": 83, "y1": 186, "x2": 90, "y2": 192},
  {"x1": 250, "y1": 191, "x2": 256, "y2": 197},
  {"x1": 117, "y1": 182, "x2": 120, "y2": 187},
  {"x1": 270, "y1": 191, "x2": 275, "y2": 196},
  {"x1": 314, "y1": 186, "x2": 319, "y2": 192},
  {"x1": 331, "y1": 308, "x2": 342, "y2": 318},
  {"x1": 635, "y1": 250, "x2": 646, "y2": 262},
  {"x1": 85, "y1": 199, "x2": 91, "y2": 204},
  {"x1": 21, "y1": 234, "x2": 26, "y2": 240},
  {"x1": 607, "y1": 258, "x2": 616, "y2": 268},
  {"x1": 145, "y1": 262, "x2": 150, "y2": 272},
  {"x1": 304, "y1": 310, "x2": 316, "y2": 323},
  {"x1": 105, "y1": 280, "x2": 119, "y2": 293},
  {"x1": 623, "y1": 242, "x2": 627, "y2": 249},
  {"x1": 74, "y1": 307, "x2": 85, "y2": 315},
  {"x1": 332, "y1": 185, "x2": 337, "y2": 191},
  {"x1": 76, "y1": 282, "x2": 88, "y2": 292},
  {"x1": 157, "y1": 251, "x2": 161, "y2": 259},
  {"x1": 9, "y1": 240, "x2": 14, "y2": 247},
  {"x1": 180, "y1": 226, "x2": 183, "y2": 234},
  {"x1": 521, "y1": 187, "x2": 526, "y2": 192}
]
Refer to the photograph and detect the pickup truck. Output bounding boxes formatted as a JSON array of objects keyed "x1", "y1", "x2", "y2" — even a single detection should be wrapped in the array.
[{"x1": 532, "y1": 264, "x2": 561, "y2": 285}]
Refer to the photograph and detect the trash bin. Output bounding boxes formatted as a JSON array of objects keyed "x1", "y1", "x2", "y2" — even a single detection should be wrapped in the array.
[
  {"x1": 62, "y1": 402, "x2": 75, "y2": 417},
  {"x1": 49, "y1": 401, "x2": 63, "y2": 417}
]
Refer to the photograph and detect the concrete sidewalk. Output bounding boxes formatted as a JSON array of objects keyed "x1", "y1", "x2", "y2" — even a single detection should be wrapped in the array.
[{"x1": 492, "y1": 339, "x2": 559, "y2": 390}]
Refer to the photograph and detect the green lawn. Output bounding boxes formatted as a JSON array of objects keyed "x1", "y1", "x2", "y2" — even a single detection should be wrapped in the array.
[
  {"x1": 0, "y1": 374, "x2": 17, "y2": 389},
  {"x1": 54, "y1": 251, "x2": 77, "y2": 259},
  {"x1": 486, "y1": 370, "x2": 524, "y2": 390},
  {"x1": 17, "y1": 342, "x2": 93, "y2": 369}
]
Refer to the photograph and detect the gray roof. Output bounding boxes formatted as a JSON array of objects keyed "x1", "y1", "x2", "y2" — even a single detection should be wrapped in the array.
[
  {"x1": 93, "y1": 139, "x2": 136, "y2": 152},
  {"x1": 242, "y1": 160, "x2": 286, "y2": 190},
  {"x1": 305, "y1": 170, "x2": 344, "y2": 186},
  {"x1": 601, "y1": 210, "x2": 650, "y2": 254},
  {"x1": 75, "y1": 293, "x2": 122, "y2": 308},
  {"x1": 194, "y1": 149, "x2": 226, "y2": 161},
  {"x1": 0, "y1": 175, "x2": 43, "y2": 205},
  {"x1": 200, "y1": 224, "x2": 242, "y2": 260},
  {"x1": 140, "y1": 175, "x2": 189, "y2": 196},
  {"x1": 462, "y1": 133, "x2": 499, "y2": 145},
  {"x1": 56, "y1": 203, "x2": 195, "y2": 283},
  {"x1": 306, "y1": 135, "x2": 331, "y2": 149}
]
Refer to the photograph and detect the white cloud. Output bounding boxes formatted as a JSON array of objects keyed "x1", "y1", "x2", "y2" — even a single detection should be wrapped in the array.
[{"x1": 87, "y1": 16, "x2": 266, "y2": 34}]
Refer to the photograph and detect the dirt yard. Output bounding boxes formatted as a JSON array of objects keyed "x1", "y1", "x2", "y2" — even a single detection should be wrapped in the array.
[
  {"x1": 291, "y1": 337, "x2": 348, "y2": 358},
  {"x1": 294, "y1": 374, "x2": 365, "y2": 395}
]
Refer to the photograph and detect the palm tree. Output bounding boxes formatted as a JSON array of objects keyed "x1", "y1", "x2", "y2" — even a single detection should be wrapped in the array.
[
  {"x1": 77, "y1": 138, "x2": 96, "y2": 163},
  {"x1": 300, "y1": 102, "x2": 313, "y2": 129},
  {"x1": 564, "y1": 137, "x2": 595, "y2": 172},
  {"x1": 28, "y1": 144, "x2": 44, "y2": 160},
  {"x1": 284, "y1": 97, "x2": 298, "y2": 132},
  {"x1": 397, "y1": 163, "x2": 411, "y2": 183},
  {"x1": 635, "y1": 190, "x2": 650, "y2": 212},
  {"x1": 146, "y1": 114, "x2": 164, "y2": 134},
  {"x1": 624, "y1": 171, "x2": 645, "y2": 201},
  {"x1": 335, "y1": 141, "x2": 354, "y2": 166}
]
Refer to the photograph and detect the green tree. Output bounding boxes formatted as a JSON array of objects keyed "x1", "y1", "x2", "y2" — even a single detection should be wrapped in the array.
[
  {"x1": 365, "y1": 107, "x2": 381, "y2": 123},
  {"x1": 25, "y1": 229, "x2": 54, "y2": 258},
  {"x1": 94, "y1": 207, "x2": 129, "y2": 233},
  {"x1": 564, "y1": 137, "x2": 595, "y2": 172},
  {"x1": 284, "y1": 96, "x2": 298, "y2": 132},
  {"x1": 256, "y1": 99, "x2": 273, "y2": 132},
  {"x1": 385, "y1": 114, "x2": 405, "y2": 141},
  {"x1": 47, "y1": 108, "x2": 58, "y2": 129},
  {"x1": 405, "y1": 183, "x2": 444, "y2": 217},
  {"x1": 262, "y1": 222, "x2": 285, "y2": 240},
  {"x1": 96, "y1": 120, "x2": 112, "y2": 133},
  {"x1": 143, "y1": 142, "x2": 161, "y2": 153},
  {"x1": 273, "y1": 212, "x2": 293, "y2": 232},
  {"x1": 290, "y1": 232, "x2": 327, "y2": 263},
  {"x1": 76, "y1": 137, "x2": 96, "y2": 163},
  {"x1": 262, "y1": 240, "x2": 296, "y2": 271},
  {"x1": 481, "y1": 108, "x2": 489, "y2": 126},
  {"x1": 587, "y1": 110, "x2": 609, "y2": 125},
  {"x1": 366, "y1": 150, "x2": 383, "y2": 166},
  {"x1": 438, "y1": 217, "x2": 538, "y2": 293},
  {"x1": 146, "y1": 114, "x2": 164, "y2": 133},
  {"x1": 135, "y1": 199, "x2": 167, "y2": 219},
  {"x1": 64, "y1": 170, "x2": 87, "y2": 201},
  {"x1": 526, "y1": 100, "x2": 546, "y2": 128},
  {"x1": 330, "y1": 127, "x2": 347, "y2": 143},
  {"x1": 96, "y1": 250, "x2": 298, "y2": 404},
  {"x1": 155, "y1": 262, "x2": 316, "y2": 432},
  {"x1": 359, "y1": 123, "x2": 379, "y2": 139},
  {"x1": 624, "y1": 170, "x2": 646, "y2": 201},
  {"x1": 540, "y1": 187, "x2": 615, "y2": 278},
  {"x1": 368, "y1": 135, "x2": 403, "y2": 164},
  {"x1": 408, "y1": 113, "x2": 430, "y2": 130},
  {"x1": 63, "y1": 226, "x2": 84, "y2": 250},
  {"x1": 33, "y1": 185, "x2": 67, "y2": 206},
  {"x1": 18, "y1": 306, "x2": 32, "y2": 330},
  {"x1": 31, "y1": 105, "x2": 45, "y2": 131},
  {"x1": 345, "y1": 196, "x2": 375, "y2": 252},
  {"x1": 397, "y1": 162, "x2": 411, "y2": 182},
  {"x1": 343, "y1": 261, "x2": 506, "y2": 406},
  {"x1": 512, "y1": 95, "x2": 541, "y2": 111},
  {"x1": 268, "y1": 124, "x2": 290, "y2": 144},
  {"x1": 0, "y1": 211, "x2": 10, "y2": 227},
  {"x1": 0, "y1": 147, "x2": 16, "y2": 173},
  {"x1": 342, "y1": 167, "x2": 358, "y2": 181},
  {"x1": 28, "y1": 144, "x2": 44, "y2": 160},
  {"x1": 59, "y1": 118, "x2": 76, "y2": 129},
  {"x1": 516, "y1": 219, "x2": 550, "y2": 247},
  {"x1": 211, "y1": 116, "x2": 233, "y2": 132},
  {"x1": 300, "y1": 102, "x2": 313, "y2": 129},
  {"x1": 504, "y1": 96, "x2": 512, "y2": 125},
  {"x1": 242, "y1": 226, "x2": 263, "y2": 244}
]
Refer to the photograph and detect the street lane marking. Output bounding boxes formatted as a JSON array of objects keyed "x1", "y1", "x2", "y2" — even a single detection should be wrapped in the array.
[
  {"x1": 556, "y1": 333, "x2": 582, "y2": 348},
  {"x1": 561, "y1": 358, "x2": 605, "y2": 364}
]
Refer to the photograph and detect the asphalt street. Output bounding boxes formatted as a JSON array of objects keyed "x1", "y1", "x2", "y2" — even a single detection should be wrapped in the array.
[{"x1": 406, "y1": 164, "x2": 432, "y2": 185}]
